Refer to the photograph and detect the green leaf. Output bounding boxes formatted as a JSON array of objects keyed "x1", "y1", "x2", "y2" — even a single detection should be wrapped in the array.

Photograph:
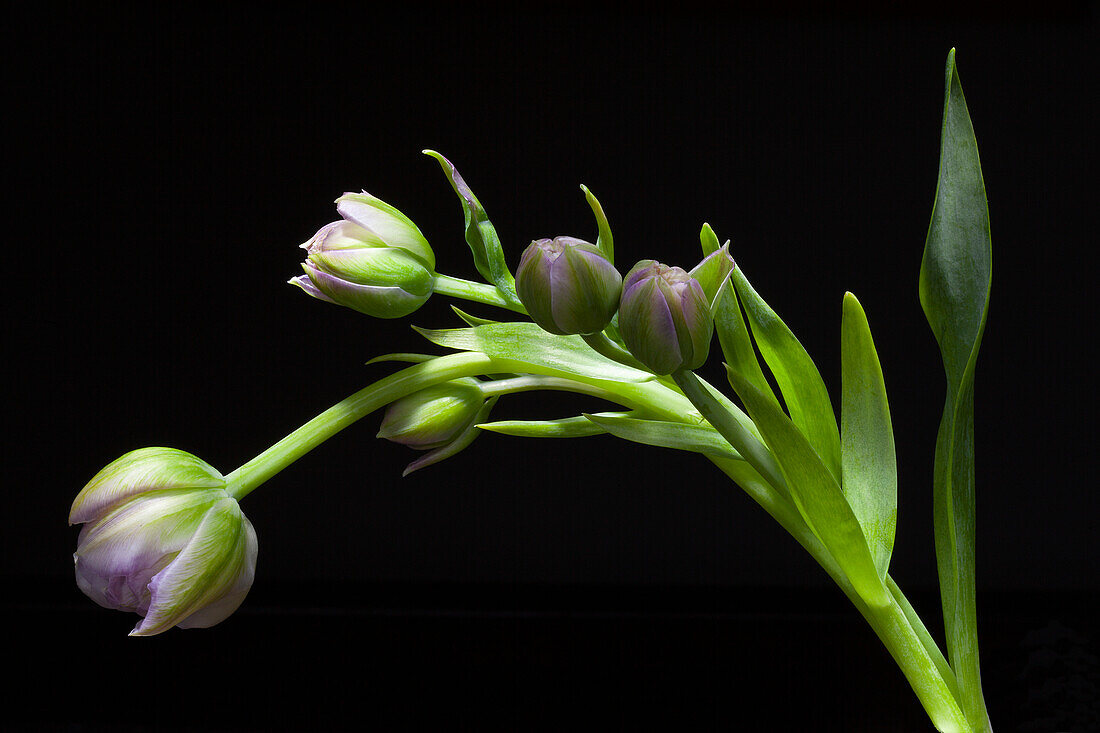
[
  {"x1": 478, "y1": 413, "x2": 622, "y2": 438},
  {"x1": 699, "y1": 222, "x2": 720, "y2": 256},
  {"x1": 450, "y1": 305, "x2": 501, "y2": 327},
  {"x1": 583, "y1": 413, "x2": 744, "y2": 461},
  {"x1": 423, "y1": 150, "x2": 522, "y2": 308},
  {"x1": 415, "y1": 322, "x2": 655, "y2": 384},
  {"x1": 727, "y1": 367, "x2": 889, "y2": 607},
  {"x1": 731, "y1": 267, "x2": 842, "y2": 481},
  {"x1": 712, "y1": 257, "x2": 779, "y2": 413},
  {"x1": 919, "y1": 49, "x2": 992, "y2": 728},
  {"x1": 580, "y1": 184, "x2": 614, "y2": 264},
  {"x1": 365, "y1": 353, "x2": 439, "y2": 366},
  {"x1": 840, "y1": 292, "x2": 897, "y2": 579}
]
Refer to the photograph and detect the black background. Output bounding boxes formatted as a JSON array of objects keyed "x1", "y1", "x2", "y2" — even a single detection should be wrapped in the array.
[{"x1": 6, "y1": 4, "x2": 1097, "y2": 732}]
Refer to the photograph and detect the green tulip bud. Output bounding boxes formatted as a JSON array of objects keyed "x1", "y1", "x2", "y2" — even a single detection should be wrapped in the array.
[
  {"x1": 515, "y1": 236, "x2": 623, "y2": 335},
  {"x1": 377, "y1": 378, "x2": 485, "y2": 450},
  {"x1": 618, "y1": 259, "x2": 714, "y2": 374},
  {"x1": 69, "y1": 448, "x2": 258, "y2": 637},
  {"x1": 290, "y1": 191, "x2": 435, "y2": 319}
]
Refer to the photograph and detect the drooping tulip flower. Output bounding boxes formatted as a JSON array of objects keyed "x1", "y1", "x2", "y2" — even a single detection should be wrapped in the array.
[
  {"x1": 69, "y1": 447, "x2": 258, "y2": 637},
  {"x1": 618, "y1": 260, "x2": 714, "y2": 375},
  {"x1": 290, "y1": 191, "x2": 436, "y2": 319},
  {"x1": 377, "y1": 378, "x2": 485, "y2": 450},
  {"x1": 515, "y1": 236, "x2": 622, "y2": 335}
]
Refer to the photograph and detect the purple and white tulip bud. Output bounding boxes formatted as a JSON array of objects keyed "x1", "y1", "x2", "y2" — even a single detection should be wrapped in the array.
[
  {"x1": 515, "y1": 236, "x2": 623, "y2": 335},
  {"x1": 69, "y1": 448, "x2": 258, "y2": 637},
  {"x1": 290, "y1": 191, "x2": 435, "y2": 319},
  {"x1": 377, "y1": 378, "x2": 485, "y2": 450},
  {"x1": 618, "y1": 260, "x2": 714, "y2": 375}
]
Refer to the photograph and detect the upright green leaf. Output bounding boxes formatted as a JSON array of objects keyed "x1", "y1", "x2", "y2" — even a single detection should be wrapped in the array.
[
  {"x1": 727, "y1": 367, "x2": 889, "y2": 607},
  {"x1": 840, "y1": 292, "x2": 897, "y2": 579},
  {"x1": 580, "y1": 184, "x2": 614, "y2": 264},
  {"x1": 423, "y1": 150, "x2": 522, "y2": 308},
  {"x1": 919, "y1": 49, "x2": 992, "y2": 730},
  {"x1": 731, "y1": 267, "x2": 842, "y2": 481},
  {"x1": 699, "y1": 222, "x2": 721, "y2": 256},
  {"x1": 712, "y1": 254, "x2": 779, "y2": 412}
]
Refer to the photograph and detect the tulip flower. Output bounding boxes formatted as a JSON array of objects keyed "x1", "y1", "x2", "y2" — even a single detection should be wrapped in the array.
[
  {"x1": 515, "y1": 236, "x2": 622, "y2": 335},
  {"x1": 69, "y1": 447, "x2": 258, "y2": 637},
  {"x1": 377, "y1": 378, "x2": 486, "y2": 450},
  {"x1": 618, "y1": 260, "x2": 714, "y2": 374},
  {"x1": 290, "y1": 191, "x2": 436, "y2": 319}
]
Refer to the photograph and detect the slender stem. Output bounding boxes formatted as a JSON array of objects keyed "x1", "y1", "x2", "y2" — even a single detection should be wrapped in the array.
[
  {"x1": 224, "y1": 352, "x2": 503, "y2": 500},
  {"x1": 432, "y1": 273, "x2": 528, "y2": 314},
  {"x1": 580, "y1": 332, "x2": 647, "y2": 370},
  {"x1": 671, "y1": 369, "x2": 786, "y2": 493},
  {"x1": 674, "y1": 370, "x2": 971, "y2": 731}
]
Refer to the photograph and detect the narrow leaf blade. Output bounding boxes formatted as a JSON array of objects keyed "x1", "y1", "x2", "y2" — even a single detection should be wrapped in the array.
[
  {"x1": 424, "y1": 150, "x2": 522, "y2": 307},
  {"x1": 731, "y1": 267, "x2": 842, "y2": 481},
  {"x1": 919, "y1": 49, "x2": 992, "y2": 728},
  {"x1": 584, "y1": 413, "x2": 744, "y2": 461},
  {"x1": 415, "y1": 322, "x2": 654, "y2": 384},
  {"x1": 727, "y1": 367, "x2": 889, "y2": 607},
  {"x1": 840, "y1": 292, "x2": 897, "y2": 579}
]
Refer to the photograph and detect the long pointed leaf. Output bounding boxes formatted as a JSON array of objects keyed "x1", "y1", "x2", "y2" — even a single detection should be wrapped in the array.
[
  {"x1": 731, "y1": 267, "x2": 842, "y2": 481},
  {"x1": 727, "y1": 367, "x2": 889, "y2": 607},
  {"x1": 424, "y1": 150, "x2": 522, "y2": 308},
  {"x1": 919, "y1": 49, "x2": 992, "y2": 729},
  {"x1": 840, "y1": 292, "x2": 897, "y2": 579},
  {"x1": 583, "y1": 413, "x2": 744, "y2": 461}
]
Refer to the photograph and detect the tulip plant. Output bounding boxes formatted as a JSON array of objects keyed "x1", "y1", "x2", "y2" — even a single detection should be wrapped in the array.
[{"x1": 70, "y1": 50, "x2": 993, "y2": 732}]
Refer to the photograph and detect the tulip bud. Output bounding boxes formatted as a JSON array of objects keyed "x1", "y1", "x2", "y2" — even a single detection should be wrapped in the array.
[
  {"x1": 377, "y1": 378, "x2": 485, "y2": 450},
  {"x1": 290, "y1": 191, "x2": 435, "y2": 319},
  {"x1": 69, "y1": 448, "x2": 258, "y2": 637},
  {"x1": 618, "y1": 260, "x2": 714, "y2": 374},
  {"x1": 515, "y1": 236, "x2": 623, "y2": 335}
]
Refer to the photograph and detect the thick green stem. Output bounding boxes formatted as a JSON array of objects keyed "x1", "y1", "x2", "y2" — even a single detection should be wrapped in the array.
[
  {"x1": 224, "y1": 352, "x2": 504, "y2": 500},
  {"x1": 675, "y1": 370, "x2": 971, "y2": 732},
  {"x1": 432, "y1": 273, "x2": 528, "y2": 314}
]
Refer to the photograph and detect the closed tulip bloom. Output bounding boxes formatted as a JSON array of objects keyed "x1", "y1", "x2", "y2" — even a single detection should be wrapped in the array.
[
  {"x1": 290, "y1": 191, "x2": 435, "y2": 319},
  {"x1": 515, "y1": 236, "x2": 622, "y2": 335},
  {"x1": 69, "y1": 448, "x2": 258, "y2": 637},
  {"x1": 618, "y1": 260, "x2": 714, "y2": 375},
  {"x1": 377, "y1": 378, "x2": 485, "y2": 450}
]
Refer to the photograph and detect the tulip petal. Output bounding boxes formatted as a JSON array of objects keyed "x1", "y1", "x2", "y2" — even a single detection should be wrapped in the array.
[
  {"x1": 302, "y1": 220, "x2": 386, "y2": 252},
  {"x1": 620, "y1": 277, "x2": 683, "y2": 375},
  {"x1": 287, "y1": 274, "x2": 337, "y2": 303},
  {"x1": 336, "y1": 192, "x2": 435, "y2": 269},
  {"x1": 308, "y1": 248, "x2": 433, "y2": 295},
  {"x1": 69, "y1": 448, "x2": 224, "y2": 525},
  {"x1": 176, "y1": 514, "x2": 257, "y2": 629},
  {"x1": 302, "y1": 262, "x2": 430, "y2": 319},
  {"x1": 74, "y1": 489, "x2": 225, "y2": 615},
  {"x1": 132, "y1": 497, "x2": 254, "y2": 636}
]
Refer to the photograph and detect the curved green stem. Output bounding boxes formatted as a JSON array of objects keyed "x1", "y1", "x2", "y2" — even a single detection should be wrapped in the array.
[
  {"x1": 433, "y1": 273, "x2": 528, "y2": 314},
  {"x1": 674, "y1": 370, "x2": 970, "y2": 732},
  {"x1": 224, "y1": 352, "x2": 505, "y2": 500}
]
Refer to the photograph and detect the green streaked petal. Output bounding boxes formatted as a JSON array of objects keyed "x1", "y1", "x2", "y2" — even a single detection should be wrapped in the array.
[{"x1": 70, "y1": 448, "x2": 224, "y2": 525}]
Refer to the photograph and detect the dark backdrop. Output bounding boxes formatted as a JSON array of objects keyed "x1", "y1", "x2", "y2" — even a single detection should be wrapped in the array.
[{"x1": 7, "y1": 5, "x2": 1097, "y2": 731}]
